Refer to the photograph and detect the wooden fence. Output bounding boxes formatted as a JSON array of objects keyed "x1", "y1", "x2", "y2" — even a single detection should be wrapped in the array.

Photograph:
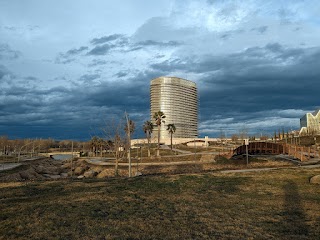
[{"x1": 233, "y1": 142, "x2": 320, "y2": 161}]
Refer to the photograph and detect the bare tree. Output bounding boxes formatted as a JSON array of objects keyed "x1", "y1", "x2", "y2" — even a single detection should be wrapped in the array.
[
  {"x1": 239, "y1": 125, "x2": 248, "y2": 140},
  {"x1": 0, "y1": 136, "x2": 8, "y2": 156},
  {"x1": 219, "y1": 128, "x2": 226, "y2": 142},
  {"x1": 102, "y1": 118, "x2": 126, "y2": 176},
  {"x1": 231, "y1": 134, "x2": 239, "y2": 142}
]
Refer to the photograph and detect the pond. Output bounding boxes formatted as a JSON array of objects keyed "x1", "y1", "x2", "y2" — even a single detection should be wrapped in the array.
[{"x1": 51, "y1": 154, "x2": 73, "y2": 160}]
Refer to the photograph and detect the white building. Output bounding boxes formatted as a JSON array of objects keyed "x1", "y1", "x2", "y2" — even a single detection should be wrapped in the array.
[
  {"x1": 150, "y1": 76, "x2": 198, "y2": 139},
  {"x1": 300, "y1": 109, "x2": 320, "y2": 135}
]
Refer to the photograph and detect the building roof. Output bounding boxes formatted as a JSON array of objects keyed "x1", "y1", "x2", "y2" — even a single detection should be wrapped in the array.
[{"x1": 312, "y1": 109, "x2": 320, "y2": 116}]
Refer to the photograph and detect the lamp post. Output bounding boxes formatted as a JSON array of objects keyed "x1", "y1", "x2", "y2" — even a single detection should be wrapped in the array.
[
  {"x1": 125, "y1": 112, "x2": 132, "y2": 178},
  {"x1": 245, "y1": 138, "x2": 249, "y2": 166}
]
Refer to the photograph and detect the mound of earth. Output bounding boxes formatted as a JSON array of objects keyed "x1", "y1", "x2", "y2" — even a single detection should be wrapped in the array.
[
  {"x1": 0, "y1": 158, "x2": 69, "y2": 181},
  {"x1": 0, "y1": 158, "x2": 113, "y2": 181}
]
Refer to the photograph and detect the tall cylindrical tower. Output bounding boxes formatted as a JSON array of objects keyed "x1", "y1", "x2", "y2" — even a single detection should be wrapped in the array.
[{"x1": 150, "y1": 76, "x2": 198, "y2": 139}]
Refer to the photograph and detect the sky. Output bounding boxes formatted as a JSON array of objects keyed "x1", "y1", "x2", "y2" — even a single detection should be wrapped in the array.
[{"x1": 0, "y1": 0, "x2": 320, "y2": 140}]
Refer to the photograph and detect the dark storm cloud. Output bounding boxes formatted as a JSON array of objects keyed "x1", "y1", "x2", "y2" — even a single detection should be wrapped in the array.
[
  {"x1": 74, "y1": 70, "x2": 162, "y2": 109},
  {"x1": 86, "y1": 34, "x2": 131, "y2": 55},
  {"x1": 0, "y1": 65, "x2": 10, "y2": 79},
  {"x1": 66, "y1": 46, "x2": 88, "y2": 55},
  {"x1": 135, "y1": 40, "x2": 182, "y2": 47},
  {"x1": 88, "y1": 59, "x2": 107, "y2": 67},
  {"x1": 87, "y1": 37, "x2": 181, "y2": 55},
  {"x1": 86, "y1": 44, "x2": 112, "y2": 55},
  {"x1": 151, "y1": 43, "x2": 320, "y2": 135},
  {"x1": 115, "y1": 71, "x2": 128, "y2": 78},
  {"x1": 56, "y1": 33, "x2": 182, "y2": 61},
  {"x1": 55, "y1": 46, "x2": 88, "y2": 64},
  {"x1": 0, "y1": 44, "x2": 21, "y2": 59},
  {"x1": 79, "y1": 74, "x2": 100, "y2": 82},
  {"x1": 66, "y1": 69, "x2": 165, "y2": 137},
  {"x1": 251, "y1": 26, "x2": 268, "y2": 34},
  {"x1": 24, "y1": 76, "x2": 38, "y2": 81},
  {"x1": 90, "y1": 34, "x2": 124, "y2": 45},
  {"x1": 202, "y1": 48, "x2": 320, "y2": 134},
  {"x1": 0, "y1": 68, "x2": 164, "y2": 139},
  {"x1": 0, "y1": 82, "x2": 94, "y2": 139}
]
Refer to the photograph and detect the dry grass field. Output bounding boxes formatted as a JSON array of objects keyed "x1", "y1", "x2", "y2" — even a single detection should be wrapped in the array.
[{"x1": 1, "y1": 167, "x2": 320, "y2": 239}]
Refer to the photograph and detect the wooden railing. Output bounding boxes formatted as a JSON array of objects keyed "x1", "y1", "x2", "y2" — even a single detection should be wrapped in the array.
[{"x1": 233, "y1": 142, "x2": 320, "y2": 161}]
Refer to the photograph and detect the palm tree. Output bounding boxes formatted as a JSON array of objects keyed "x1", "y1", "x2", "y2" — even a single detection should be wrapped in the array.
[
  {"x1": 153, "y1": 111, "x2": 166, "y2": 156},
  {"x1": 166, "y1": 124, "x2": 176, "y2": 150},
  {"x1": 143, "y1": 121, "x2": 153, "y2": 157}
]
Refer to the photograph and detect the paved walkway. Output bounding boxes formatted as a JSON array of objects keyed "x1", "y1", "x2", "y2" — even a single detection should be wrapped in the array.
[
  {"x1": 220, "y1": 164, "x2": 320, "y2": 174},
  {"x1": 86, "y1": 158, "x2": 216, "y2": 166},
  {"x1": 0, "y1": 163, "x2": 22, "y2": 172},
  {"x1": 0, "y1": 156, "x2": 46, "y2": 172}
]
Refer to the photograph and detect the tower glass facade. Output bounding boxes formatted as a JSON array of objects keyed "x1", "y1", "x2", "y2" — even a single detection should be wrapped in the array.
[{"x1": 150, "y1": 76, "x2": 198, "y2": 139}]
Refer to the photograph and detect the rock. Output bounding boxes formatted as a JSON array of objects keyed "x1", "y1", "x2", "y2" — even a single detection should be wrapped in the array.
[
  {"x1": 60, "y1": 173, "x2": 68, "y2": 178},
  {"x1": 310, "y1": 175, "x2": 320, "y2": 184},
  {"x1": 34, "y1": 165, "x2": 46, "y2": 173},
  {"x1": 83, "y1": 170, "x2": 97, "y2": 178},
  {"x1": 135, "y1": 172, "x2": 143, "y2": 177},
  {"x1": 43, "y1": 174, "x2": 61, "y2": 179},
  {"x1": 74, "y1": 166, "x2": 86, "y2": 175},
  {"x1": 62, "y1": 162, "x2": 71, "y2": 169},
  {"x1": 34, "y1": 165, "x2": 61, "y2": 175},
  {"x1": 20, "y1": 168, "x2": 45, "y2": 180},
  {"x1": 77, "y1": 175, "x2": 84, "y2": 179},
  {"x1": 96, "y1": 169, "x2": 113, "y2": 178}
]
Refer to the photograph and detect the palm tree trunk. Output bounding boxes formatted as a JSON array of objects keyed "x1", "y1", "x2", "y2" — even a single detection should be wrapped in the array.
[
  {"x1": 171, "y1": 133, "x2": 173, "y2": 150},
  {"x1": 147, "y1": 133, "x2": 151, "y2": 157},
  {"x1": 157, "y1": 125, "x2": 160, "y2": 156}
]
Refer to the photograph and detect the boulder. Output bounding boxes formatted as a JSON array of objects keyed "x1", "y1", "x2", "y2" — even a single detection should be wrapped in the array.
[
  {"x1": 19, "y1": 168, "x2": 45, "y2": 180},
  {"x1": 96, "y1": 169, "x2": 113, "y2": 178},
  {"x1": 34, "y1": 165, "x2": 61, "y2": 175},
  {"x1": 60, "y1": 173, "x2": 68, "y2": 178},
  {"x1": 34, "y1": 165, "x2": 46, "y2": 173},
  {"x1": 74, "y1": 166, "x2": 86, "y2": 175},
  {"x1": 83, "y1": 170, "x2": 97, "y2": 178},
  {"x1": 310, "y1": 175, "x2": 320, "y2": 184},
  {"x1": 62, "y1": 162, "x2": 71, "y2": 169},
  {"x1": 43, "y1": 174, "x2": 61, "y2": 179}
]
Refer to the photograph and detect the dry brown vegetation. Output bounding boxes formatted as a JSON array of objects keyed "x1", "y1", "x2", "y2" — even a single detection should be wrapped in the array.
[{"x1": 1, "y1": 167, "x2": 320, "y2": 239}]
